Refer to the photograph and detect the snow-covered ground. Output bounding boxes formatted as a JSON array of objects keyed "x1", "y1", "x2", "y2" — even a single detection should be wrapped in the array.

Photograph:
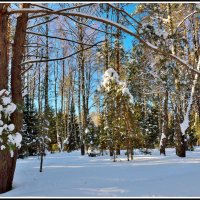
[{"x1": 2, "y1": 147, "x2": 200, "y2": 197}]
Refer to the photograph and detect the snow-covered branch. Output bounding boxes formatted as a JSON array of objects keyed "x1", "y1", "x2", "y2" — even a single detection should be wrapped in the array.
[
  {"x1": 174, "y1": 10, "x2": 200, "y2": 34},
  {"x1": 180, "y1": 58, "x2": 200, "y2": 135},
  {"x1": 107, "y1": 3, "x2": 142, "y2": 27},
  {"x1": 0, "y1": 90, "x2": 22, "y2": 157},
  {"x1": 8, "y1": 10, "x2": 200, "y2": 74},
  {"x1": 28, "y1": 3, "x2": 94, "y2": 19}
]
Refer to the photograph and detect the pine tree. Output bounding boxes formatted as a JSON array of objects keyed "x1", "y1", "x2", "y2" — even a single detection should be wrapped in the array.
[
  {"x1": 64, "y1": 97, "x2": 80, "y2": 152},
  {"x1": 142, "y1": 105, "x2": 160, "y2": 150},
  {"x1": 100, "y1": 68, "x2": 138, "y2": 161},
  {"x1": 44, "y1": 106, "x2": 57, "y2": 153},
  {"x1": 20, "y1": 94, "x2": 39, "y2": 157},
  {"x1": 85, "y1": 117, "x2": 100, "y2": 155}
]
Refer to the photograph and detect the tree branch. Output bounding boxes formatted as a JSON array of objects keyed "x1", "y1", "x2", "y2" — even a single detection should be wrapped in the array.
[
  {"x1": 29, "y1": 13, "x2": 50, "y2": 20},
  {"x1": 29, "y1": 3, "x2": 54, "y2": 11},
  {"x1": 174, "y1": 10, "x2": 200, "y2": 34},
  {"x1": 26, "y1": 31, "x2": 96, "y2": 46},
  {"x1": 27, "y1": 16, "x2": 58, "y2": 29},
  {"x1": 66, "y1": 15, "x2": 116, "y2": 36},
  {"x1": 8, "y1": 9, "x2": 200, "y2": 75},
  {"x1": 28, "y1": 3, "x2": 94, "y2": 20},
  {"x1": 20, "y1": 40, "x2": 105, "y2": 74},
  {"x1": 107, "y1": 3, "x2": 142, "y2": 27}
]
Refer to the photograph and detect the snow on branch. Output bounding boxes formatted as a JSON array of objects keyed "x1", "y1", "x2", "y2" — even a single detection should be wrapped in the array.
[
  {"x1": 0, "y1": 90, "x2": 22, "y2": 157},
  {"x1": 180, "y1": 58, "x2": 200, "y2": 136},
  {"x1": 101, "y1": 68, "x2": 134, "y2": 105},
  {"x1": 174, "y1": 10, "x2": 200, "y2": 34},
  {"x1": 106, "y1": 3, "x2": 142, "y2": 27}
]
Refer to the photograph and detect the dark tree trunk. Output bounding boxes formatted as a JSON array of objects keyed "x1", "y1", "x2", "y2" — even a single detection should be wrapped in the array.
[
  {"x1": 160, "y1": 142, "x2": 166, "y2": 156},
  {"x1": 11, "y1": 3, "x2": 29, "y2": 132},
  {"x1": 176, "y1": 138, "x2": 186, "y2": 157},
  {"x1": 44, "y1": 16, "x2": 49, "y2": 115},
  {"x1": 0, "y1": 4, "x2": 16, "y2": 194},
  {"x1": 109, "y1": 146, "x2": 114, "y2": 156},
  {"x1": 78, "y1": 69, "x2": 83, "y2": 154},
  {"x1": 0, "y1": 150, "x2": 18, "y2": 193},
  {"x1": 116, "y1": 145, "x2": 120, "y2": 155},
  {"x1": 174, "y1": 87, "x2": 186, "y2": 157},
  {"x1": 104, "y1": 4, "x2": 109, "y2": 71},
  {"x1": 60, "y1": 59, "x2": 65, "y2": 151},
  {"x1": 127, "y1": 147, "x2": 130, "y2": 161},
  {"x1": 78, "y1": 55, "x2": 83, "y2": 155},
  {"x1": 0, "y1": 4, "x2": 9, "y2": 91},
  {"x1": 6, "y1": 3, "x2": 29, "y2": 194},
  {"x1": 77, "y1": 14, "x2": 86, "y2": 155},
  {"x1": 40, "y1": 148, "x2": 44, "y2": 172},
  {"x1": 167, "y1": 3, "x2": 186, "y2": 157},
  {"x1": 160, "y1": 90, "x2": 169, "y2": 155},
  {"x1": 81, "y1": 144, "x2": 85, "y2": 156},
  {"x1": 115, "y1": 3, "x2": 121, "y2": 156},
  {"x1": 130, "y1": 145, "x2": 133, "y2": 160}
]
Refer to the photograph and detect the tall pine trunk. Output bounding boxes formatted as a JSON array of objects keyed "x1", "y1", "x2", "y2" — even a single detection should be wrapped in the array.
[
  {"x1": 0, "y1": 3, "x2": 29, "y2": 194},
  {"x1": 77, "y1": 14, "x2": 86, "y2": 155},
  {"x1": 167, "y1": 3, "x2": 185, "y2": 157},
  {"x1": 115, "y1": 3, "x2": 121, "y2": 156},
  {"x1": 54, "y1": 52, "x2": 61, "y2": 151},
  {"x1": 44, "y1": 16, "x2": 49, "y2": 115},
  {"x1": 0, "y1": 4, "x2": 9, "y2": 90},
  {"x1": 160, "y1": 89, "x2": 169, "y2": 155}
]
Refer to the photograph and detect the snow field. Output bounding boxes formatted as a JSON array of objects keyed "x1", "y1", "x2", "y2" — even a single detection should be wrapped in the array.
[{"x1": 2, "y1": 147, "x2": 200, "y2": 197}]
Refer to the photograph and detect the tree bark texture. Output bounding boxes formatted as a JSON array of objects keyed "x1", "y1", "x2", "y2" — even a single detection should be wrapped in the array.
[{"x1": 0, "y1": 3, "x2": 29, "y2": 194}]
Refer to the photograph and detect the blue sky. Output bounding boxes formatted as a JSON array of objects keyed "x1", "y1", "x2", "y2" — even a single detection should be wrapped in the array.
[
  {"x1": 33, "y1": 3, "x2": 139, "y2": 114},
  {"x1": 122, "y1": 3, "x2": 139, "y2": 51}
]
